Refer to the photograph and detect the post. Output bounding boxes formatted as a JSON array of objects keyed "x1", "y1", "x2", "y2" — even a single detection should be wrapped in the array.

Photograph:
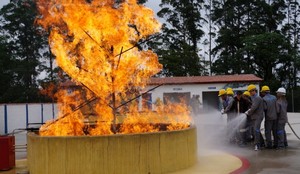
[
  {"x1": 52, "y1": 102, "x2": 55, "y2": 119},
  {"x1": 4, "y1": 105, "x2": 8, "y2": 134},
  {"x1": 209, "y1": 0, "x2": 212, "y2": 76},
  {"x1": 26, "y1": 104, "x2": 29, "y2": 128},
  {"x1": 41, "y1": 103, "x2": 44, "y2": 123},
  {"x1": 292, "y1": 88, "x2": 294, "y2": 112}
]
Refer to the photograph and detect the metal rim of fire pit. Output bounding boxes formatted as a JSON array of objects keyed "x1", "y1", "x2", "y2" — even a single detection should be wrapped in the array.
[{"x1": 27, "y1": 126, "x2": 197, "y2": 174}]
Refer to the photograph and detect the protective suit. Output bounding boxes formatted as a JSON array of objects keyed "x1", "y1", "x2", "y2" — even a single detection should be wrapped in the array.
[
  {"x1": 263, "y1": 92, "x2": 278, "y2": 148},
  {"x1": 245, "y1": 84, "x2": 265, "y2": 150},
  {"x1": 276, "y1": 88, "x2": 288, "y2": 149}
]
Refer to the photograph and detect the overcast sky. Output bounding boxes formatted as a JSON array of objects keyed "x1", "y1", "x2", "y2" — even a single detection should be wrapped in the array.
[
  {"x1": 0, "y1": 0, "x2": 163, "y2": 24},
  {"x1": 0, "y1": 0, "x2": 160, "y2": 11},
  {"x1": 0, "y1": 0, "x2": 9, "y2": 8}
]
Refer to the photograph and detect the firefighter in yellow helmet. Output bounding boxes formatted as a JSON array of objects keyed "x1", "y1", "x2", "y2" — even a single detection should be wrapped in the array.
[
  {"x1": 261, "y1": 85, "x2": 278, "y2": 149},
  {"x1": 218, "y1": 89, "x2": 227, "y2": 113},
  {"x1": 218, "y1": 89, "x2": 226, "y2": 97},
  {"x1": 260, "y1": 85, "x2": 270, "y2": 98},
  {"x1": 220, "y1": 88, "x2": 236, "y2": 143},
  {"x1": 242, "y1": 90, "x2": 253, "y2": 143},
  {"x1": 223, "y1": 88, "x2": 235, "y2": 114},
  {"x1": 245, "y1": 84, "x2": 265, "y2": 150},
  {"x1": 243, "y1": 91, "x2": 250, "y2": 97},
  {"x1": 226, "y1": 89, "x2": 234, "y2": 97}
]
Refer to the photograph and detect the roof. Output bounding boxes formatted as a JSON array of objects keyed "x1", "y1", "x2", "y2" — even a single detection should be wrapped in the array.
[{"x1": 148, "y1": 74, "x2": 263, "y2": 85}]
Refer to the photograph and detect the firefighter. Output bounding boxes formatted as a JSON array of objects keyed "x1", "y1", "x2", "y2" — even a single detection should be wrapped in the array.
[
  {"x1": 242, "y1": 91, "x2": 254, "y2": 142},
  {"x1": 218, "y1": 89, "x2": 227, "y2": 113},
  {"x1": 226, "y1": 88, "x2": 234, "y2": 97},
  {"x1": 230, "y1": 91, "x2": 250, "y2": 146},
  {"x1": 221, "y1": 89, "x2": 236, "y2": 143},
  {"x1": 261, "y1": 85, "x2": 278, "y2": 149},
  {"x1": 276, "y1": 87, "x2": 288, "y2": 149},
  {"x1": 224, "y1": 89, "x2": 235, "y2": 111},
  {"x1": 243, "y1": 91, "x2": 251, "y2": 98},
  {"x1": 245, "y1": 84, "x2": 265, "y2": 150}
]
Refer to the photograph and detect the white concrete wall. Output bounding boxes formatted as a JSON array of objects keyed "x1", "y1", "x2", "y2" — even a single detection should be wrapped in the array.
[{"x1": 0, "y1": 103, "x2": 58, "y2": 135}]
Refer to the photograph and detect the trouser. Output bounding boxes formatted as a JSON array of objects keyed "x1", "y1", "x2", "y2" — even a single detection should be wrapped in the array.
[
  {"x1": 277, "y1": 122, "x2": 287, "y2": 148},
  {"x1": 265, "y1": 120, "x2": 277, "y2": 147},
  {"x1": 245, "y1": 117, "x2": 254, "y2": 142},
  {"x1": 251, "y1": 118, "x2": 265, "y2": 146}
]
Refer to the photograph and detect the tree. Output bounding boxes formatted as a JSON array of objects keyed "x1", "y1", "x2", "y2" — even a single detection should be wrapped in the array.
[
  {"x1": 152, "y1": 0, "x2": 207, "y2": 76},
  {"x1": 0, "y1": 0, "x2": 49, "y2": 102},
  {"x1": 281, "y1": 0, "x2": 300, "y2": 89},
  {"x1": 242, "y1": 32, "x2": 292, "y2": 85},
  {"x1": 211, "y1": 0, "x2": 290, "y2": 88},
  {"x1": 0, "y1": 36, "x2": 15, "y2": 102},
  {"x1": 211, "y1": 0, "x2": 250, "y2": 75}
]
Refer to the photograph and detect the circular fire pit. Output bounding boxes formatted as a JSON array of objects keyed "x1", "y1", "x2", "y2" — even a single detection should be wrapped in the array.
[{"x1": 27, "y1": 126, "x2": 197, "y2": 174}]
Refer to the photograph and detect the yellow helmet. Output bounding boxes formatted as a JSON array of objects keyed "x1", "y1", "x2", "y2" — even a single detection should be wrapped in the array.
[
  {"x1": 218, "y1": 89, "x2": 226, "y2": 96},
  {"x1": 226, "y1": 87, "x2": 233, "y2": 92},
  {"x1": 261, "y1": 85, "x2": 270, "y2": 92},
  {"x1": 226, "y1": 89, "x2": 234, "y2": 96},
  {"x1": 247, "y1": 84, "x2": 256, "y2": 92},
  {"x1": 243, "y1": 91, "x2": 250, "y2": 97}
]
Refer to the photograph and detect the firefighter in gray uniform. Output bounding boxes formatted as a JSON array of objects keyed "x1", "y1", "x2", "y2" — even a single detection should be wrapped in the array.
[
  {"x1": 261, "y1": 85, "x2": 278, "y2": 149},
  {"x1": 276, "y1": 87, "x2": 288, "y2": 149},
  {"x1": 245, "y1": 84, "x2": 265, "y2": 151}
]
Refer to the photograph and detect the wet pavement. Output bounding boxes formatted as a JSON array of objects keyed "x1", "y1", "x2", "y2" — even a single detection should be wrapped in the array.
[{"x1": 195, "y1": 111, "x2": 300, "y2": 174}]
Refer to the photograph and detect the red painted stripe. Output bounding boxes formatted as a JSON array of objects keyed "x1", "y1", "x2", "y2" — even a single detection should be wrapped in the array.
[{"x1": 229, "y1": 155, "x2": 250, "y2": 174}]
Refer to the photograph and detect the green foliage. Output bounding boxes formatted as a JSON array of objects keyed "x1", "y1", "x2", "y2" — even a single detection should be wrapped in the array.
[
  {"x1": 151, "y1": 0, "x2": 208, "y2": 76},
  {"x1": 211, "y1": 0, "x2": 295, "y2": 90},
  {"x1": 0, "y1": 0, "x2": 48, "y2": 102},
  {"x1": 0, "y1": 36, "x2": 15, "y2": 102},
  {"x1": 242, "y1": 32, "x2": 293, "y2": 81}
]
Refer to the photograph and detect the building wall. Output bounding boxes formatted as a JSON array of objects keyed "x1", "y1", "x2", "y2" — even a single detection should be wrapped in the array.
[{"x1": 144, "y1": 83, "x2": 260, "y2": 110}]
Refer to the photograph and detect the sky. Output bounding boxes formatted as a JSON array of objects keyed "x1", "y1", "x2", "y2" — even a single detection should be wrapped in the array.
[
  {"x1": 0, "y1": 0, "x2": 161, "y2": 20},
  {"x1": 0, "y1": 0, "x2": 9, "y2": 8},
  {"x1": 0, "y1": 0, "x2": 160, "y2": 11}
]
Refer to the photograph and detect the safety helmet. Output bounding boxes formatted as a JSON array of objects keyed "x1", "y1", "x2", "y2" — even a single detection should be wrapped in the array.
[
  {"x1": 276, "y1": 87, "x2": 286, "y2": 95},
  {"x1": 243, "y1": 91, "x2": 250, "y2": 97},
  {"x1": 226, "y1": 89, "x2": 234, "y2": 96},
  {"x1": 218, "y1": 89, "x2": 226, "y2": 96},
  {"x1": 247, "y1": 84, "x2": 256, "y2": 92},
  {"x1": 261, "y1": 85, "x2": 270, "y2": 92},
  {"x1": 226, "y1": 87, "x2": 233, "y2": 92}
]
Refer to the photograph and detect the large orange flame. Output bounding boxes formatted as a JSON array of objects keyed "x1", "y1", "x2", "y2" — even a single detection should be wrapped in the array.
[{"x1": 37, "y1": 0, "x2": 192, "y2": 136}]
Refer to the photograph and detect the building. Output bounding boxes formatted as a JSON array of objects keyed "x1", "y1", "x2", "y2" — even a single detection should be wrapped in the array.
[{"x1": 143, "y1": 74, "x2": 263, "y2": 112}]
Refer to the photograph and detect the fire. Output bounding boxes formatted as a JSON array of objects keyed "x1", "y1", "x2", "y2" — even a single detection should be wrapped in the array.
[{"x1": 37, "y1": 0, "x2": 192, "y2": 136}]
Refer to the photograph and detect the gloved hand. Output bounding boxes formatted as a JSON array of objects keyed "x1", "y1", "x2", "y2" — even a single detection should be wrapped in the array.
[{"x1": 221, "y1": 109, "x2": 225, "y2": 115}]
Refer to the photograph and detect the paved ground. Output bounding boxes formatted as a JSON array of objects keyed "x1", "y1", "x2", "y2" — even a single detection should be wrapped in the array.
[
  {"x1": 1, "y1": 111, "x2": 300, "y2": 174},
  {"x1": 193, "y1": 111, "x2": 300, "y2": 174}
]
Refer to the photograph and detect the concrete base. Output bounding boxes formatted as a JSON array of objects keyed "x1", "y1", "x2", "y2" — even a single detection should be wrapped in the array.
[{"x1": 27, "y1": 127, "x2": 197, "y2": 174}]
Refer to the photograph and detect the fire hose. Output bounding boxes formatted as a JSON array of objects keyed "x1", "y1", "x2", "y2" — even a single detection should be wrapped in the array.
[{"x1": 287, "y1": 122, "x2": 300, "y2": 140}]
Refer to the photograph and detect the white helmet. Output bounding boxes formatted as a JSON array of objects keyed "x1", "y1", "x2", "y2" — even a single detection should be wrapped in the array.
[{"x1": 276, "y1": 87, "x2": 286, "y2": 95}]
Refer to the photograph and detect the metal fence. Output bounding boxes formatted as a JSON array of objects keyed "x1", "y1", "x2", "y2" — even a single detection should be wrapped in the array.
[{"x1": 0, "y1": 103, "x2": 58, "y2": 135}]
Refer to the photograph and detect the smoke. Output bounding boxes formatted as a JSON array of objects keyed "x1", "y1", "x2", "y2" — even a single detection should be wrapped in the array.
[
  {"x1": 193, "y1": 108, "x2": 247, "y2": 155},
  {"x1": 227, "y1": 114, "x2": 247, "y2": 144},
  {"x1": 193, "y1": 108, "x2": 227, "y2": 154}
]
